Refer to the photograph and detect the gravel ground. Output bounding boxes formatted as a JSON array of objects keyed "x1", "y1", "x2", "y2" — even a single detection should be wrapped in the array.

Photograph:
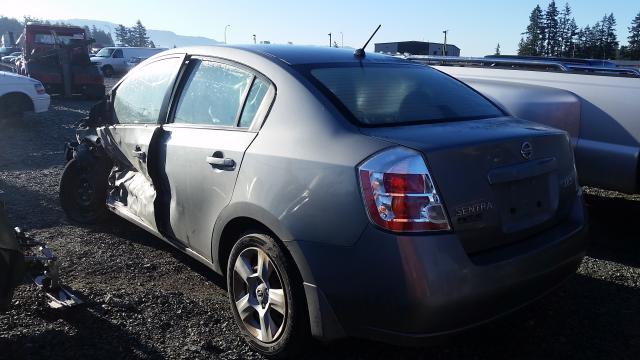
[{"x1": 0, "y1": 80, "x2": 638, "y2": 359}]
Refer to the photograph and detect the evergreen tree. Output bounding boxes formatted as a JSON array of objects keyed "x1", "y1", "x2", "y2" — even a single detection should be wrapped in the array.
[
  {"x1": 131, "y1": 20, "x2": 150, "y2": 47},
  {"x1": 545, "y1": 1, "x2": 560, "y2": 56},
  {"x1": 628, "y1": 12, "x2": 640, "y2": 59},
  {"x1": 565, "y1": 17, "x2": 578, "y2": 57},
  {"x1": 603, "y1": 13, "x2": 618, "y2": 59},
  {"x1": 519, "y1": 5, "x2": 545, "y2": 56},
  {"x1": 517, "y1": 37, "x2": 527, "y2": 55},
  {"x1": 558, "y1": 2, "x2": 573, "y2": 56},
  {"x1": 115, "y1": 24, "x2": 129, "y2": 46},
  {"x1": 149, "y1": 40, "x2": 156, "y2": 48},
  {"x1": 83, "y1": 25, "x2": 92, "y2": 39},
  {"x1": 0, "y1": 16, "x2": 24, "y2": 45},
  {"x1": 495, "y1": 43, "x2": 501, "y2": 55}
]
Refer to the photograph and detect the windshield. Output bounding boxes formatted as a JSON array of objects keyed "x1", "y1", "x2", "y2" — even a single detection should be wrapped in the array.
[
  {"x1": 95, "y1": 48, "x2": 115, "y2": 57},
  {"x1": 34, "y1": 33, "x2": 83, "y2": 45},
  {"x1": 308, "y1": 64, "x2": 503, "y2": 126}
]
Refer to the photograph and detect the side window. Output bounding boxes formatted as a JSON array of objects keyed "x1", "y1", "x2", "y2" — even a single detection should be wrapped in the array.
[
  {"x1": 113, "y1": 57, "x2": 182, "y2": 124},
  {"x1": 173, "y1": 60, "x2": 252, "y2": 127},
  {"x1": 113, "y1": 49, "x2": 123, "y2": 58},
  {"x1": 239, "y1": 78, "x2": 270, "y2": 128}
]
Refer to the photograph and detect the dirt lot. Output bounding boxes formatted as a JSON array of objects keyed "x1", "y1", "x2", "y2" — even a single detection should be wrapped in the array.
[{"x1": 0, "y1": 81, "x2": 639, "y2": 359}]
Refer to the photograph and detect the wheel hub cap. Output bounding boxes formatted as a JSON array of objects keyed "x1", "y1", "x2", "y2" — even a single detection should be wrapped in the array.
[{"x1": 256, "y1": 283, "x2": 269, "y2": 307}]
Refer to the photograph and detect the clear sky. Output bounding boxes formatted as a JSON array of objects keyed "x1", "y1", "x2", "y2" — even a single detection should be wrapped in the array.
[{"x1": 2, "y1": 0, "x2": 638, "y2": 55}]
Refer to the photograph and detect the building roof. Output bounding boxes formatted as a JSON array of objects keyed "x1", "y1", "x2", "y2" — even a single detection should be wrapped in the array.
[{"x1": 375, "y1": 41, "x2": 461, "y2": 50}]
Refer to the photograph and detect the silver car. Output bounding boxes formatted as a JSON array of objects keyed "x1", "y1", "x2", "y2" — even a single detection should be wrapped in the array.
[{"x1": 60, "y1": 45, "x2": 587, "y2": 357}]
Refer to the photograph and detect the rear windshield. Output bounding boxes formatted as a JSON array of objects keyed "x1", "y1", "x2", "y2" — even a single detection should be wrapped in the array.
[{"x1": 308, "y1": 64, "x2": 503, "y2": 126}]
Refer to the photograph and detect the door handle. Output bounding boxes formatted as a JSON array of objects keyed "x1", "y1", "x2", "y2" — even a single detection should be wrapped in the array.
[{"x1": 206, "y1": 156, "x2": 235, "y2": 170}]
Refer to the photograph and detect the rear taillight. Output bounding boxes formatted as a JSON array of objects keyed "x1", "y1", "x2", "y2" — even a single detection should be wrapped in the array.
[{"x1": 358, "y1": 147, "x2": 450, "y2": 232}]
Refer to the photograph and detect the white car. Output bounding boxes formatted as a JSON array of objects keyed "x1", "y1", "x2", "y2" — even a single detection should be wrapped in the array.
[
  {"x1": 0, "y1": 71, "x2": 50, "y2": 121},
  {"x1": 91, "y1": 47, "x2": 167, "y2": 77},
  {"x1": 1, "y1": 52, "x2": 22, "y2": 64}
]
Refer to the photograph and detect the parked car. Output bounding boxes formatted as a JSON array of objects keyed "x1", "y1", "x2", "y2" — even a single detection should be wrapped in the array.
[
  {"x1": 411, "y1": 60, "x2": 640, "y2": 194},
  {"x1": 91, "y1": 47, "x2": 167, "y2": 77},
  {"x1": 1, "y1": 51, "x2": 22, "y2": 64},
  {"x1": 0, "y1": 47, "x2": 21, "y2": 58},
  {"x1": 0, "y1": 71, "x2": 50, "y2": 122},
  {"x1": 61, "y1": 46, "x2": 587, "y2": 357}
]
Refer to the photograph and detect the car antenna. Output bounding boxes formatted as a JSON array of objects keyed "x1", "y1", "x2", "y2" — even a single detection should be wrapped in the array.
[{"x1": 354, "y1": 24, "x2": 381, "y2": 59}]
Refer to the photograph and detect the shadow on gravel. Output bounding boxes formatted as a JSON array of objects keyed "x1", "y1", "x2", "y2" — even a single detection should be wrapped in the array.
[
  {"x1": 305, "y1": 273, "x2": 639, "y2": 360},
  {"x1": 585, "y1": 194, "x2": 640, "y2": 268},
  {"x1": 0, "y1": 106, "x2": 84, "y2": 173},
  {"x1": 0, "y1": 177, "x2": 63, "y2": 230},
  {"x1": 0, "y1": 307, "x2": 164, "y2": 360},
  {"x1": 89, "y1": 217, "x2": 227, "y2": 290}
]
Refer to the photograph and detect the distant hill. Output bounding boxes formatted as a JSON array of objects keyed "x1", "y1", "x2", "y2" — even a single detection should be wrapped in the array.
[{"x1": 61, "y1": 19, "x2": 222, "y2": 48}]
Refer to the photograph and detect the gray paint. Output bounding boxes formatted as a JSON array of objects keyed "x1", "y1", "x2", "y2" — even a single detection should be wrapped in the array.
[{"x1": 87, "y1": 45, "x2": 586, "y2": 342}]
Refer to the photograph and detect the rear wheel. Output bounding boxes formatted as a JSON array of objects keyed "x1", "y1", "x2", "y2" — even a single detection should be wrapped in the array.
[
  {"x1": 0, "y1": 94, "x2": 28, "y2": 127},
  {"x1": 227, "y1": 232, "x2": 309, "y2": 358},
  {"x1": 59, "y1": 158, "x2": 111, "y2": 224},
  {"x1": 84, "y1": 85, "x2": 105, "y2": 100},
  {"x1": 101, "y1": 65, "x2": 114, "y2": 78}
]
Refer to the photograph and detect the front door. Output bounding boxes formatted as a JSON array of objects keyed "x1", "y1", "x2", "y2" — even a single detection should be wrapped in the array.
[
  {"x1": 159, "y1": 57, "x2": 273, "y2": 257},
  {"x1": 100, "y1": 55, "x2": 185, "y2": 231}
]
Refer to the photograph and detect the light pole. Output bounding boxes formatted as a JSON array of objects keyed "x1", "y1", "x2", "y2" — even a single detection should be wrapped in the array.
[
  {"x1": 328, "y1": 32, "x2": 332, "y2": 47},
  {"x1": 224, "y1": 24, "x2": 231, "y2": 44},
  {"x1": 442, "y1": 30, "x2": 449, "y2": 56},
  {"x1": 340, "y1": 32, "x2": 344, "y2": 47}
]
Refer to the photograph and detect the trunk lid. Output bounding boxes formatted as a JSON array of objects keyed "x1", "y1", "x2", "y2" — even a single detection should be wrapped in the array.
[{"x1": 360, "y1": 117, "x2": 578, "y2": 254}]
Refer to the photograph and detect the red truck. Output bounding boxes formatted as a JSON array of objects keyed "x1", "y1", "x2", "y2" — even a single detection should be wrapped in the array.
[{"x1": 16, "y1": 24, "x2": 104, "y2": 99}]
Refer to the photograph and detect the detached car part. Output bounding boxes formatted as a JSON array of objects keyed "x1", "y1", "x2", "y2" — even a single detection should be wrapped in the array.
[{"x1": 0, "y1": 196, "x2": 82, "y2": 311}]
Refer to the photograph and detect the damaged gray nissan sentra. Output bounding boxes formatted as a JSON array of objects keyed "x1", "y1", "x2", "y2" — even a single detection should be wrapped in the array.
[{"x1": 60, "y1": 45, "x2": 587, "y2": 357}]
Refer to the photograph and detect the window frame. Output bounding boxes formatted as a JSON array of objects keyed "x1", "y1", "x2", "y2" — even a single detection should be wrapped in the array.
[
  {"x1": 110, "y1": 54, "x2": 188, "y2": 127},
  {"x1": 165, "y1": 55, "x2": 275, "y2": 133}
]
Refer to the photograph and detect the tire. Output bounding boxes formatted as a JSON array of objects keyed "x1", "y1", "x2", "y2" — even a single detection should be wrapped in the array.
[
  {"x1": 84, "y1": 85, "x2": 105, "y2": 100},
  {"x1": 227, "y1": 232, "x2": 309, "y2": 358},
  {"x1": 101, "y1": 65, "x2": 114, "y2": 78},
  {"x1": 59, "y1": 158, "x2": 112, "y2": 224},
  {"x1": 0, "y1": 94, "x2": 26, "y2": 127}
]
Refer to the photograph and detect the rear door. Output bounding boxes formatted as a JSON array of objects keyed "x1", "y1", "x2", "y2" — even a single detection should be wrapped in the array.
[
  {"x1": 99, "y1": 54, "x2": 185, "y2": 231},
  {"x1": 158, "y1": 57, "x2": 274, "y2": 256}
]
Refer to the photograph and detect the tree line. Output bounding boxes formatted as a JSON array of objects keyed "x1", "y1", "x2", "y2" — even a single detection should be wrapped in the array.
[
  {"x1": 115, "y1": 20, "x2": 155, "y2": 48},
  {"x1": 0, "y1": 15, "x2": 114, "y2": 47},
  {"x1": 518, "y1": 2, "x2": 640, "y2": 60}
]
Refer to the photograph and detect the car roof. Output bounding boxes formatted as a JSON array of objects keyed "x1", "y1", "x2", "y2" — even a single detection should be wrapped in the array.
[{"x1": 163, "y1": 44, "x2": 410, "y2": 66}]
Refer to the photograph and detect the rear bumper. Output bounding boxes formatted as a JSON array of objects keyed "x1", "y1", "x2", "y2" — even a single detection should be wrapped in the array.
[{"x1": 287, "y1": 197, "x2": 587, "y2": 343}]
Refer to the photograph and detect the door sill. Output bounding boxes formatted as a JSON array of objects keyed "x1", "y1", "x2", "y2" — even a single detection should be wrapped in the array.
[{"x1": 107, "y1": 203, "x2": 217, "y2": 272}]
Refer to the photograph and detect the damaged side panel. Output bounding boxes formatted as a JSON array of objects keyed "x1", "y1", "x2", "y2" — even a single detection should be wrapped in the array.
[{"x1": 98, "y1": 125, "x2": 161, "y2": 232}]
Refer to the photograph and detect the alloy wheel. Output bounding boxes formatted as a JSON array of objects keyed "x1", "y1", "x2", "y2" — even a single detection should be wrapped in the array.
[{"x1": 231, "y1": 247, "x2": 287, "y2": 343}]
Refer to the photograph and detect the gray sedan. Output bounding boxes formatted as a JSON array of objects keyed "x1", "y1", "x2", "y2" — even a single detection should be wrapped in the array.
[{"x1": 60, "y1": 45, "x2": 587, "y2": 357}]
